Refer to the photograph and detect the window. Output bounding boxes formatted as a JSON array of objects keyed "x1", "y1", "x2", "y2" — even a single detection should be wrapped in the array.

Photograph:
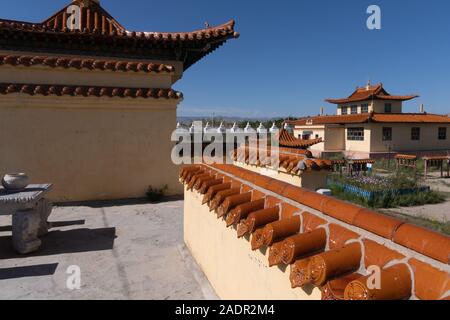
[
  {"x1": 347, "y1": 127, "x2": 364, "y2": 141},
  {"x1": 341, "y1": 106, "x2": 348, "y2": 115},
  {"x1": 302, "y1": 131, "x2": 313, "y2": 140},
  {"x1": 411, "y1": 127, "x2": 421, "y2": 141},
  {"x1": 361, "y1": 104, "x2": 369, "y2": 113},
  {"x1": 439, "y1": 127, "x2": 447, "y2": 140},
  {"x1": 385, "y1": 103, "x2": 392, "y2": 113},
  {"x1": 351, "y1": 105, "x2": 358, "y2": 114},
  {"x1": 382, "y1": 127, "x2": 392, "y2": 141}
]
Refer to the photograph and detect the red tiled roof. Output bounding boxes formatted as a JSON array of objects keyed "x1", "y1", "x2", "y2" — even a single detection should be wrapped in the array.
[
  {"x1": 372, "y1": 113, "x2": 450, "y2": 123},
  {"x1": 0, "y1": 0, "x2": 239, "y2": 41},
  {"x1": 395, "y1": 154, "x2": 418, "y2": 160},
  {"x1": 326, "y1": 83, "x2": 418, "y2": 104},
  {"x1": 279, "y1": 147, "x2": 312, "y2": 158},
  {"x1": 278, "y1": 128, "x2": 323, "y2": 148},
  {"x1": 0, "y1": 55, "x2": 175, "y2": 73},
  {"x1": 348, "y1": 159, "x2": 376, "y2": 165},
  {"x1": 180, "y1": 164, "x2": 450, "y2": 300},
  {"x1": 0, "y1": 83, "x2": 182, "y2": 99},
  {"x1": 0, "y1": 17, "x2": 238, "y2": 43},
  {"x1": 0, "y1": 0, "x2": 239, "y2": 70},
  {"x1": 288, "y1": 113, "x2": 450, "y2": 126},
  {"x1": 42, "y1": 0, "x2": 125, "y2": 34},
  {"x1": 232, "y1": 146, "x2": 332, "y2": 173},
  {"x1": 288, "y1": 114, "x2": 370, "y2": 126}
]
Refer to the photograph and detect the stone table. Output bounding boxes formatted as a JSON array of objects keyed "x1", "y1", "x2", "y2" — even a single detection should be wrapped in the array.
[{"x1": 0, "y1": 184, "x2": 53, "y2": 254}]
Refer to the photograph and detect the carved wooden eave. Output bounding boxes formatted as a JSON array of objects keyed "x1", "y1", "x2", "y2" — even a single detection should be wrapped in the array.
[{"x1": 0, "y1": 0, "x2": 239, "y2": 70}]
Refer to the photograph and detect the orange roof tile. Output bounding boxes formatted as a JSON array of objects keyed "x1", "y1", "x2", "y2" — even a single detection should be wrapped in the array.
[
  {"x1": 288, "y1": 113, "x2": 450, "y2": 126},
  {"x1": 0, "y1": 55, "x2": 175, "y2": 73},
  {"x1": 0, "y1": 83, "x2": 183, "y2": 99},
  {"x1": 277, "y1": 128, "x2": 323, "y2": 148},
  {"x1": 288, "y1": 114, "x2": 370, "y2": 126},
  {"x1": 232, "y1": 146, "x2": 332, "y2": 173},
  {"x1": 372, "y1": 113, "x2": 450, "y2": 123},
  {"x1": 395, "y1": 154, "x2": 418, "y2": 160},
  {"x1": 326, "y1": 83, "x2": 418, "y2": 104},
  {"x1": 180, "y1": 164, "x2": 450, "y2": 300}
]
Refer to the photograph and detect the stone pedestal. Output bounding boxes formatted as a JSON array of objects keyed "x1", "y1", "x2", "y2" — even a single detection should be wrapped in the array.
[
  {"x1": 0, "y1": 184, "x2": 53, "y2": 254},
  {"x1": 37, "y1": 199, "x2": 52, "y2": 237},
  {"x1": 12, "y1": 209, "x2": 42, "y2": 254}
]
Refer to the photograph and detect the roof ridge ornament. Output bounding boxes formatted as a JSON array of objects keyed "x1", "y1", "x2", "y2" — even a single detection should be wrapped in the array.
[{"x1": 73, "y1": 0, "x2": 100, "y2": 6}]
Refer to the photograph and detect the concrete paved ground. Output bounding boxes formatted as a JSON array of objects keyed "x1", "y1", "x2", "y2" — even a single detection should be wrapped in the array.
[
  {"x1": 385, "y1": 202, "x2": 450, "y2": 224},
  {"x1": 382, "y1": 175, "x2": 450, "y2": 224},
  {"x1": 0, "y1": 199, "x2": 217, "y2": 300}
]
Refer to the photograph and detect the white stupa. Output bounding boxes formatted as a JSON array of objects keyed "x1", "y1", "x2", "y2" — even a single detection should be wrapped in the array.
[
  {"x1": 269, "y1": 123, "x2": 279, "y2": 133},
  {"x1": 257, "y1": 123, "x2": 267, "y2": 134},
  {"x1": 176, "y1": 122, "x2": 188, "y2": 133},
  {"x1": 230, "y1": 122, "x2": 241, "y2": 133},
  {"x1": 217, "y1": 122, "x2": 226, "y2": 133},
  {"x1": 204, "y1": 122, "x2": 211, "y2": 133},
  {"x1": 284, "y1": 122, "x2": 294, "y2": 133},
  {"x1": 244, "y1": 122, "x2": 256, "y2": 133},
  {"x1": 189, "y1": 123, "x2": 195, "y2": 134}
]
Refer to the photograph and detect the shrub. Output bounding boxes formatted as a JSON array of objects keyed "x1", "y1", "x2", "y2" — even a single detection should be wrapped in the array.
[
  {"x1": 146, "y1": 185, "x2": 168, "y2": 203},
  {"x1": 330, "y1": 184, "x2": 445, "y2": 209}
]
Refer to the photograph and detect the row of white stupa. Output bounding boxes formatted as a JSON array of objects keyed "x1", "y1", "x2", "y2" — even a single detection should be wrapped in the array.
[{"x1": 176, "y1": 122, "x2": 291, "y2": 134}]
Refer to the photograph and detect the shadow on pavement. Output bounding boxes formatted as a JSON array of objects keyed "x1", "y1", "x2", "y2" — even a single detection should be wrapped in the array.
[
  {"x1": 0, "y1": 227, "x2": 116, "y2": 260},
  {"x1": 0, "y1": 263, "x2": 58, "y2": 280},
  {"x1": 54, "y1": 196, "x2": 184, "y2": 208}
]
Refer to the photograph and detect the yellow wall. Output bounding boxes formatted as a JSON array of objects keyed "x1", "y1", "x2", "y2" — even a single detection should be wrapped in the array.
[
  {"x1": 372, "y1": 100, "x2": 402, "y2": 114},
  {"x1": 369, "y1": 123, "x2": 450, "y2": 153},
  {"x1": 0, "y1": 51, "x2": 185, "y2": 202},
  {"x1": 344, "y1": 124, "x2": 372, "y2": 153},
  {"x1": 336, "y1": 99, "x2": 402, "y2": 115},
  {"x1": 0, "y1": 65, "x2": 174, "y2": 89},
  {"x1": 293, "y1": 125, "x2": 325, "y2": 152},
  {"x1": 324, "y1": 126, "x2": 345, "y2": 151},
  {"x1": 0, "y1": 95, "x2": 183, "y2": 202},
  {"x1": 184, "y1": 188, "x2": 321, "y2": 300},
  {"x1": 294, "y1": 125, "x2": 345, "y2": 152}
]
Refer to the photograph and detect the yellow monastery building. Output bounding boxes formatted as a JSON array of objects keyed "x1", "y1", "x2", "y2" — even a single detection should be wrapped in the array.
[
  {"x1": 0, "y1": 0, "x2": 238, "y2": 201},
  {"x1": 288, "y1": 83, "x2": 450, "y2": 159}
]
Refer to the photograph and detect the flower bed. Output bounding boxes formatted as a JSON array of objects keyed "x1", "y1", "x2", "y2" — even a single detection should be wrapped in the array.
[
  {"x1": 326, "y1": 178, "x2": 430, "y2": 201},
  {"x1": 326, "y1": 173, "x2": 444, "y2": 208}
]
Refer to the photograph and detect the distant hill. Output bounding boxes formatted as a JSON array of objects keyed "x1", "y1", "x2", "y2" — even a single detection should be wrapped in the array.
[{"x1": 177, "y1": 116, "x2": 282, "y2": 126}]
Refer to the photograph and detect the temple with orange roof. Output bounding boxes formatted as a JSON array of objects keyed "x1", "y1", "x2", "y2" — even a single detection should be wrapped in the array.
[
  {"x1": 287, "y1": 82, "x2": 450, "y2": 159},
  {"x1": 0, "y1": 0, "x2": 238, "y2": 201}
]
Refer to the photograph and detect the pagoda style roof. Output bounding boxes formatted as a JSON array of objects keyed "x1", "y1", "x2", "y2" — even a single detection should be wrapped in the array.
[
  {"x1": 0, "y1": 0, "x2": 239, "y2": 70},
  {"x1": 326, "y1": 83, "x2": 418, "y2": 104},
  {"x1": 288, "y1": 112, "x2": 450, "y2": 126},
  {"x1": 277, "y1": 128, "x2": 323, "y2": 148}
]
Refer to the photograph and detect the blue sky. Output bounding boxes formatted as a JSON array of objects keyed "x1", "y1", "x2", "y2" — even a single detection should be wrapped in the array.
[{"x1": 2, "y1": 0, "x2": 450, "y2": 118}]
